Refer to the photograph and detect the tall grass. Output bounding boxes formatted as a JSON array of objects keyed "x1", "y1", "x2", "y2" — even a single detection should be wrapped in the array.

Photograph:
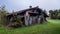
[{"x1": 0, "y1": 19, "x2": 60, "y2": 34}]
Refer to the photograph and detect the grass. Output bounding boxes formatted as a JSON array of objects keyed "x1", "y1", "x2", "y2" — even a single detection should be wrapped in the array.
[{"x1": 0, "y1": 19, "x2": 60, "y2": 34}]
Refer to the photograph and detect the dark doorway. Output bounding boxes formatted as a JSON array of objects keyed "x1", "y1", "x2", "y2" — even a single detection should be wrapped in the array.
[{"x1": 21, "y1": 17, "x2": 25, "y2": 25}]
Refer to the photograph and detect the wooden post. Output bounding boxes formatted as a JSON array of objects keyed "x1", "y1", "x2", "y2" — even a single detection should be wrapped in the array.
[
  {"x1": 25, "y1": 16, "x2": 29, "y2": 26},
  {"x1": 38, "y1": 16, "x2": 41, "y2": 24},
  {"x1": 24, "y1": 11, "x2": 29, "y2": 26},
  {"x1": 29, "y1": 16, "x2": 32, "y2": 25}
]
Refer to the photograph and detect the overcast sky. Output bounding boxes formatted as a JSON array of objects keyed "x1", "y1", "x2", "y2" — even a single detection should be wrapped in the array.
[{"x1": 0, "y1": 0, "x2": 60, "y2": 12}]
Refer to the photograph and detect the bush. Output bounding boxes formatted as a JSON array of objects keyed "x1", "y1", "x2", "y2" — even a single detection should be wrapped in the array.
[{"x1": 57, "y1": 13, "x2": 60, "y2": 19}]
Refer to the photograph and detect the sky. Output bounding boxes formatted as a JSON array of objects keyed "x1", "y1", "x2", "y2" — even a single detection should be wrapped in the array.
[{"x1": 0, "y1": 0, "x2": 60, "y2": 13}]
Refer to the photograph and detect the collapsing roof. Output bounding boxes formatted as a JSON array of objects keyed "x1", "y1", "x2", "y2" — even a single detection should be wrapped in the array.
[{"x1": 6, "y1": 6, "x2": 48, "y2": 17}]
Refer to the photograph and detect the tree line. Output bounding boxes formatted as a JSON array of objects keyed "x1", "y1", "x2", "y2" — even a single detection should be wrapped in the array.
[{"x1": 49, "y1": 9, "x2": 60, "y2": 19}]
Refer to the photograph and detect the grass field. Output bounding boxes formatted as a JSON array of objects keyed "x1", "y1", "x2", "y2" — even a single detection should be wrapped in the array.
[{"x1": 0, "y1": 19, "x2": 60, "y2": 34}]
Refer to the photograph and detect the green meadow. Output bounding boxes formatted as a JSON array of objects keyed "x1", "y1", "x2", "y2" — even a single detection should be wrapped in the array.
[{"x1": 0, "y1": 19, "x2": 60, "y2": 34}]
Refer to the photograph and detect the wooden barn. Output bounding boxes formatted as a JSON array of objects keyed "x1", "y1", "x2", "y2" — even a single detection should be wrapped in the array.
[{"x1": 5, "y1": 6, "x2": 48, "y2": 27}]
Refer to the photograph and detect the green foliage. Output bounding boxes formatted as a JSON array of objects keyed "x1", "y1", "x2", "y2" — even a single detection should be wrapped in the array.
[
  {"x1": 15, "y1": 16, "x2": 23, "y2": 26},
  {"x1": 0, "y1": 6, "x2": 8, "y2": 25},
  {"x1": 49, "y1": 10, "x2": 53, "y2": 14},
  {"x1": 57, "y1": 13, "x2": 60, "y2": 19},
  {"x1": 49, "y1": 9, "x2": 60, "y2": 19},
  {"x1": 11, "y1": 15, "x2": 23, "y2": 27}
]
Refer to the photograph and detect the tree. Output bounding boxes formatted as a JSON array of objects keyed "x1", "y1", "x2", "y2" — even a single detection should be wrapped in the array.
[
  {"x1": 49, "y1": 9, "x2": 60, "y2": 19},
  {"x1": 49, "y1": 10, "x2": 54, "y2": 19},
  {"x1": 0, "y1": 5, "x2": 8, "y2": 25},
  {"x1": 53, "y1": 10, "x2": 58, "y2": 19},
  {"x1": 43, "y1": 10, "x2": 48, "y2": 21},
  {"x1": 57, "y1": 9, "x2": 60, "y2": 19}
]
